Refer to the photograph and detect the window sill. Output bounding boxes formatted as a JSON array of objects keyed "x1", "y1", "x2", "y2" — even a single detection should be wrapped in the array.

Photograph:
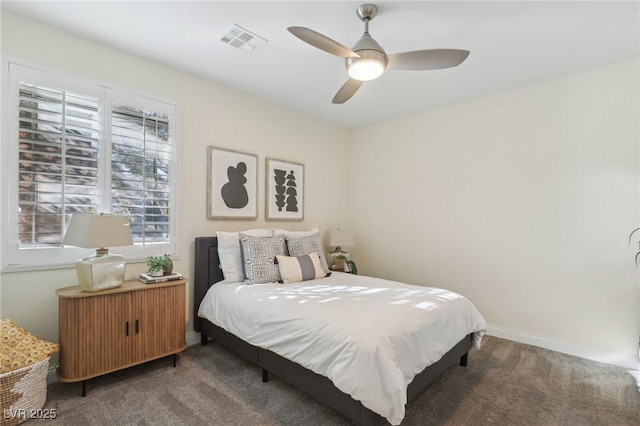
[{"x1": 1, "y1": 256, "x2": 179, "y2": 274}]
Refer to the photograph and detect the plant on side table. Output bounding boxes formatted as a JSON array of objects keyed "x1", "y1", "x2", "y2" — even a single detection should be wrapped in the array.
[{"x1": 147, "y1": 255, "x2": 172, "y2": 277}]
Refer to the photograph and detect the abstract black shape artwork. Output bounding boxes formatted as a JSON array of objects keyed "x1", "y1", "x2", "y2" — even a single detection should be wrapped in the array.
[
  {"x1": 221, "y1": 162, "x2": 249, "y2": 208},
  {"x1": 274, "y1": 169, "x2": 287, "y2": 211},
  {"x1": 208, "y1": 146, "x2": 257, "y2": 220},
  {"x1": 266, "y1": 159, "x2": 304, "y2": 221},
  {"x1": 285, "y1": 171, "x2": 298, "y2": 212},
  {"x1": 273, "y1": 168, "x2": 299, "y2": 212}
]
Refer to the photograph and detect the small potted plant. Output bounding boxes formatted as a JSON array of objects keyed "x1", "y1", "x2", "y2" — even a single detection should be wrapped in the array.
[
  {"x1": 162, "y1": 254, "x2": 173, "y2": 275},
  {"x1": 147, "y1": 256, "x2": 171, "y2": 277}
]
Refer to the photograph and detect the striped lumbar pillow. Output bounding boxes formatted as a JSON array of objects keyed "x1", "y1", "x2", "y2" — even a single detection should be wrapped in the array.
[{"x1": 275, "y1": 252, "x2": 325, "y2": 284}]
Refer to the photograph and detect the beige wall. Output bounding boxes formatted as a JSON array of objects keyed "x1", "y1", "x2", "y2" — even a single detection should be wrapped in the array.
[
  {"x1": 349, "y1": 59, "x2": 640, "y2": 365},
  {"x1": 0, "y1": 12, "x2": 351, "y2": 353}
]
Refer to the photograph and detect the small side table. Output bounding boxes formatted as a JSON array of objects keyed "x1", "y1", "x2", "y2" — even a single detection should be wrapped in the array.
[{"x1": 56, "y1": 279, "x2": 187, "y2": 396}]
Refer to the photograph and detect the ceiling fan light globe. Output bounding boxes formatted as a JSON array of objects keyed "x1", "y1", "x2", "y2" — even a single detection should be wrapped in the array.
[
  {"x1": 348, "y1": 60, "x2": 385, "y2": 81},
  {"x1": 346, "y1": 49, "x2": 387, "y2": 82}
]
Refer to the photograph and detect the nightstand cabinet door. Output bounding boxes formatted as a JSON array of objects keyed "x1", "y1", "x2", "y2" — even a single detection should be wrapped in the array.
[
  {"x1": 58, "y1": 292, "x2": 130, "y2": 379},
  {"x1": 131, "y1": 283, "x2": 186, "y2": 361}
]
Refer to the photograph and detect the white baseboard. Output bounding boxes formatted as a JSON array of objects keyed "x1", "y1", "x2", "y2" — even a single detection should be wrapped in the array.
[
  {"x1": 486, "y1": 325, "x2": 640, "y2": 371},
  {"x1": 185, "y1": 331, "x2": 200, "y2": 346},
  {"x1": 47, "y1": 366, "x2": 58, "y2": 384}
]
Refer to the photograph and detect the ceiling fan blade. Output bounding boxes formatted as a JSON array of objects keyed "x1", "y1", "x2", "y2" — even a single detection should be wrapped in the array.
[
  {"x1": 288, "y1": 26, "x2": 359, "y2": 59},
  {"x1": 387, "y1": 49, "x2": 470, "y2": 70},
  {"x1": 332, "y1": 79, "x2": 363, "y2": 104}
]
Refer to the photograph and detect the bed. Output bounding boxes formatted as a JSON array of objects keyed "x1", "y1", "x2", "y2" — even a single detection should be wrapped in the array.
[{"x1": 194, "y1": 235, "x2": 486, "y2": 425}]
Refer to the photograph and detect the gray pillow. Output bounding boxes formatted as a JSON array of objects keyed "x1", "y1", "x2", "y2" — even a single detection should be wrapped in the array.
[
  {"x1": 239, "y1": 233, "x2": 287, "y2": 284},
  {"x1": 285, "y1": 232, "x2": 330, "y2": 275}
]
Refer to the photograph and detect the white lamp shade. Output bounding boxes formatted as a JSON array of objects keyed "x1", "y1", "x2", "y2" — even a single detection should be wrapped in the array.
[
  {"x1": 63, "y1": 213, "x2": 133, "y2": 249},
  {"x1": 329, "y1": 228, "x2": 354, "y2": 248},
  {"x1": 63, "y1": 213, "x2": 133, "y2": 292}
]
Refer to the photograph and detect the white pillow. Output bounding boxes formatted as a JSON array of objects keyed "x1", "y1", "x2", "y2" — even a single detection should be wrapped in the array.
[
  {"x1": 276, "y1": 252, "x2": 325, "y2": 284},
  {"x1": 216, "y1": 229, "x2": 273, "y2": 282},
  {"x1": 272, "y1": 228, "x2": 319, "y2": 238}
]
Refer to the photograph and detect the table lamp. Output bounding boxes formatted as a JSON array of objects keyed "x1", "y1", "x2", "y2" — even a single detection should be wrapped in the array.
[
  {"x1": 328, "y1": 227, "x2": 354, "y2": 271},
  {"x1": 63, "y1": 213, "x2": 133, "y2": 292}
]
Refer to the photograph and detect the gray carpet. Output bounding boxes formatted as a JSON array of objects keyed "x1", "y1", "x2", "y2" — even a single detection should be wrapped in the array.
[{"x1": 33, "y1": 336, "x2": 640, "y2": 425}]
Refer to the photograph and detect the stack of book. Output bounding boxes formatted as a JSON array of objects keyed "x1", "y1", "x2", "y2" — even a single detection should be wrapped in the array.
[{"x1": 139, "y1": 272, "x2": 184, "y2": 284}]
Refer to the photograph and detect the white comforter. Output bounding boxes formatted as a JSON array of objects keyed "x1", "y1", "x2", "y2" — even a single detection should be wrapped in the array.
[{"x1": 198, "y1": 272, "x2": 487, "y2": 425}]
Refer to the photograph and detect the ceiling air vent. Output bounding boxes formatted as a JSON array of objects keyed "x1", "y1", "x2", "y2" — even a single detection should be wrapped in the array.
[{"x1": 220, "y1": 24, "x2": 267, "y2": 52}]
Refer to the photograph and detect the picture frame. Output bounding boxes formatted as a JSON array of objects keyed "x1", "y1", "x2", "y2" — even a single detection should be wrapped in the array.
[
  {"x1": 329, "y1": 251, "x2": 351, "y2": 271},
  {"x1": 207, "y1": 146, "x2": 258, "y2": 220},
  {"x1": 265, "y1": 158, "x2": 304, "y2": 221}
]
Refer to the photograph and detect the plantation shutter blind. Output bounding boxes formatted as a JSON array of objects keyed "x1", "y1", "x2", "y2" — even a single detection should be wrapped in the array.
[
  {"x1": 17, "y1": 82, "x2": 100, "y2": 248},
  {"x1": 111, "y1": 106, "x2": 171, "y2": 245},
  {"x1": 6, "y1": 62, "x2": 178, "y2": 269}
]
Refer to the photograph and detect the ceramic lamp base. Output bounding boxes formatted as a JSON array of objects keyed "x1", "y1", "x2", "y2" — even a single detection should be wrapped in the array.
[{"x1": 75, "y1": 250, "x2": 127, "y2": 292}]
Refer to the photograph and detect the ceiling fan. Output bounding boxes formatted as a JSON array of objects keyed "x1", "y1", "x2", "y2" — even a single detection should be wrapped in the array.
[{"x1": 288, "y1": 4, "x2": 470, "y2": 104}]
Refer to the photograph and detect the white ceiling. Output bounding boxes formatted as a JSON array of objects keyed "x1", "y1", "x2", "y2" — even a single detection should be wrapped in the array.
[{"x1": 3, "y1": 1, "x2": 639, "y2": 128}]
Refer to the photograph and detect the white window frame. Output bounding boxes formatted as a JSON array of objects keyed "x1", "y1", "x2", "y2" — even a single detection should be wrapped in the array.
[{"x1": 1, "y1": 60, "x2": 180, "y2": 272}]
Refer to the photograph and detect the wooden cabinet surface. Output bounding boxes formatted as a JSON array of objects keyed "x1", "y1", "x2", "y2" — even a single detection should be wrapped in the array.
[{"x1": 57, "y1": 279, "x2": 187, "y2": 386}]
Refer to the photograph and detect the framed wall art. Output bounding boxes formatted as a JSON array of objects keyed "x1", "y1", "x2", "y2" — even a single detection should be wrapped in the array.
[
  {"x1": 265, "y1": 158, "x2": 304, "y2": 221},
  {"x1": 207, "y1": 146, "x2": 258, "y2": 220}
]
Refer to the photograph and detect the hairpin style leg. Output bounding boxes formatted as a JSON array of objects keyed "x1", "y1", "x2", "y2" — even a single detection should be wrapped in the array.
[
  {"x1": 172, "y1": 353, "x2": 177, "y2": 367},
  {"x1": 262, "y1": 369, "x2": 269, "y2": 382},
  {"x1": 81, "y1": 380, "x2": 87, "y2": 397}
]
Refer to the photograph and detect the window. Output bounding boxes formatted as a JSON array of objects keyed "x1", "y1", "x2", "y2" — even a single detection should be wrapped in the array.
[
  {"x1": 110, "y1": 105, "x2": 171, "y2": 245},
  {"x1": 18, "y1": 82, "x2": 100, "y2": 248},
  {"x1": 2, "y1": 62, "x2": 178, "y2": 270}
]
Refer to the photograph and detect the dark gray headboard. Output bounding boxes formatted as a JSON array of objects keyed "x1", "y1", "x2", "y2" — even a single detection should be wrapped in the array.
[{"x1": 194, "y1": 236, "x2": 224, "y2": 332}]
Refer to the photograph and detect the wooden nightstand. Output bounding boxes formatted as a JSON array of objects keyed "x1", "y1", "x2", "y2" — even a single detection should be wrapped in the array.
[{"x1": 56, "y1": 279, "x2": 187, "y2": 396}]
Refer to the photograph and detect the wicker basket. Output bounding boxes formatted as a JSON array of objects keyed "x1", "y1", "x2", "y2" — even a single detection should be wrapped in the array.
[
  {"x1": 1, "y1": 358, "x2": 50, "y2": 426},
  {"x1": 1, "y1": 319, "x2": 59, "y2": 426}
]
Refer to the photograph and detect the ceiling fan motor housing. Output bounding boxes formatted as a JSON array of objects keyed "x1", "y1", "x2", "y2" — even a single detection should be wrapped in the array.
[{"x1": 346, "y1": 31, "x2": 387, "y2": 80}]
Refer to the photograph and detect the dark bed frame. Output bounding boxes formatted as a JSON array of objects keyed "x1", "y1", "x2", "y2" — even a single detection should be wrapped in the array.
[{"x1": 194, "y1": 236, "x2": 472, "y2": 425}]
